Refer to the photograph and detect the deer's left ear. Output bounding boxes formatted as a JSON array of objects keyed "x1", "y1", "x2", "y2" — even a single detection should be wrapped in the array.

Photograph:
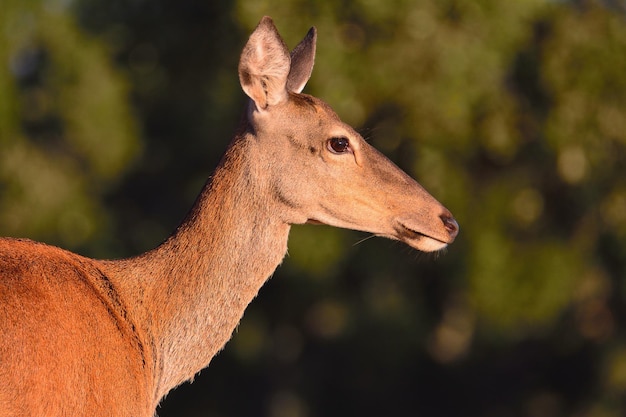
[
  {"x1": 287, "y1": 27, "x2": 317, "y2": 93},
  {"x1": 238, "y1": 16, "x2": 291, "y2": 110}
]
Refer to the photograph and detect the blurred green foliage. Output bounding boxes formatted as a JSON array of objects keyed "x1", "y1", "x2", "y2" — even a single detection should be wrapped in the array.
[
  {"x1": 1, "y1": 0, "x2": 139, "y2": 251},
  {"x1": 2, "y1": 0, "x2": 626, "y2": 416}
]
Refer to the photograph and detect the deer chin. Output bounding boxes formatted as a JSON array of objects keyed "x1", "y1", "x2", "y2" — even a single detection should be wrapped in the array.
[
  {"x1": 394, "y1": 223, "x2": 450, "y2": 253},
  {"x1": 306, "y1": 218, "x2": 450, "y2": 252}
]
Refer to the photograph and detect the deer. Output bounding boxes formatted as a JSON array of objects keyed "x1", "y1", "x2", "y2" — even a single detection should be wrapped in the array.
[{"x1": 0, "y1": 16, "x2": 458, "y2": 417}]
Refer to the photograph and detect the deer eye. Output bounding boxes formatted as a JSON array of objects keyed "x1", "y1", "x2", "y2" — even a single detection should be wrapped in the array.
[{"x1": 327, "y1": 137, "x2": 350, "y2": 154}]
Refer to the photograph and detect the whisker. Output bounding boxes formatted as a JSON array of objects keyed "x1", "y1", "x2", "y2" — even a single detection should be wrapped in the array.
[{"x1": 352, "y1": 234, "x2": 378, "y2": 246}]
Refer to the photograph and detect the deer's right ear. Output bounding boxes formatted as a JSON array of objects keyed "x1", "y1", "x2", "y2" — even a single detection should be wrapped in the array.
[
  {"x1": 238, "y1": 16, "x2": 290, "y2": 110},
  {"x1": 287, "y1": 27, "x2": 316, "y2": 93}
]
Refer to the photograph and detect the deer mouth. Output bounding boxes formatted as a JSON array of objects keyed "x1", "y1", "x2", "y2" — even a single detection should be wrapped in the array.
[{"x1": 395, "y1": 223, "x2": 451, "y2": 253}]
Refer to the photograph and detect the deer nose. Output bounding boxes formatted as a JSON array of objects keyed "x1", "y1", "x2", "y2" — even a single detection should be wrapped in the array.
[{"x1": 440, "y1": 214, "x2": 459, "y2": 240}]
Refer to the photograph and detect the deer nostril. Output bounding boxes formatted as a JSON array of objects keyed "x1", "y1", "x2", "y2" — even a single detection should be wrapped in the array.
[{"x1": 441, "y1": 215, "x2": 459, "y2": 239}]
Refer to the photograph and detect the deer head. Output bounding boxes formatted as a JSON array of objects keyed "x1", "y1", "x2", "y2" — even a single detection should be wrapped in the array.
[{"x1": 237, "y1": 17, "x2": 458, "y2": 252}]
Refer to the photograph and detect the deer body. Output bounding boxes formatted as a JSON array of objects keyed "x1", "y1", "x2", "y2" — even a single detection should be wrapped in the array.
[{"x1": 0, "y1": 17, "x2": 458, "y2": 416}]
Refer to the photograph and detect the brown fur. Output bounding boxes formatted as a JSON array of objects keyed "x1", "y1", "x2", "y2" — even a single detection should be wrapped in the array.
[
  {"x1": 0, "y1": 239, "x2": 153, "y2": 415},
  {"x1": 0, "y1": 17, "x2": 457, "y2": 416}
]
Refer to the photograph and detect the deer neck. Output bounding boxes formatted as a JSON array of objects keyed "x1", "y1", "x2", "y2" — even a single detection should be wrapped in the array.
[{"x1": 112, "y1": 134, "x2": 290, "y2": 400}]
